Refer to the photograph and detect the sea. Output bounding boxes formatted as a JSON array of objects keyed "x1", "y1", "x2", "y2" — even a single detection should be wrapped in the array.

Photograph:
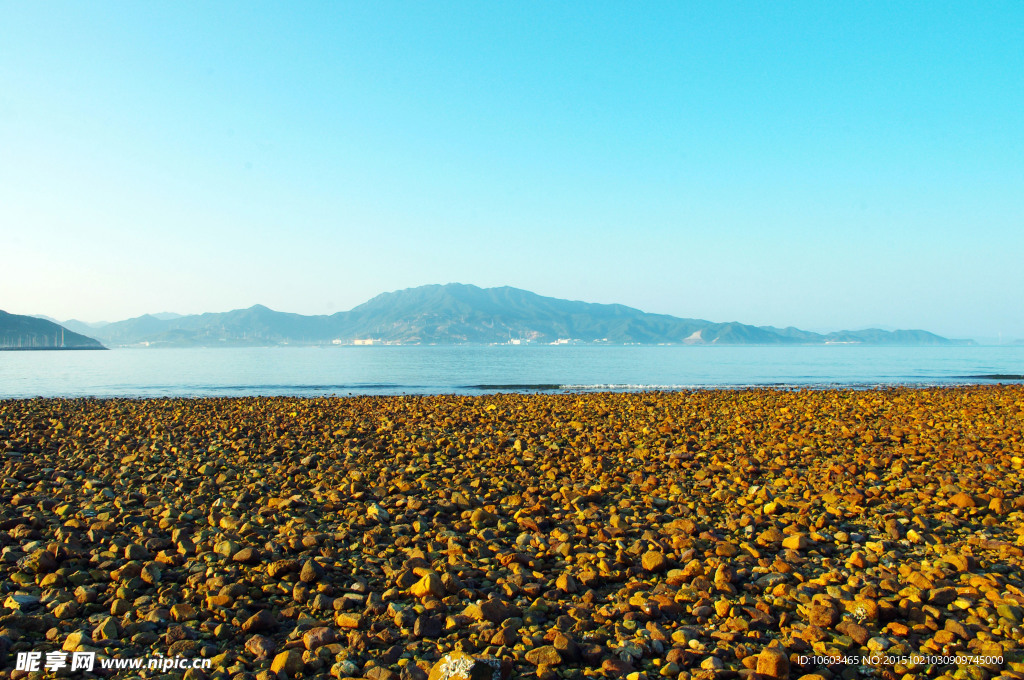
[{"x1": 1, "y1": 345, "x2": 1023, "y2": 399}]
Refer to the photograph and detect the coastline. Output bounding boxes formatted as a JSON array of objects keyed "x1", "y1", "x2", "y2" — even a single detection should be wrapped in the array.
[
  {"x1": 1, "y1": 388, "x2": 1022, "y2": 679},
  {"x1": 0, "y1": 347, "x2": 107, "y2": 352}
]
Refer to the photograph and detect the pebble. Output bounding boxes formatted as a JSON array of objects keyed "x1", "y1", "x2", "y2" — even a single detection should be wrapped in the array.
[
  {"x1": 299, "y1": 559, "x2": 324, "y2": 583},
  {"x1": 270, "y1": 649, "x2": 304, "y2": 677},
  {"x1": 335, "y1": 612, "x2": 363, "y2": 629},
  {"x1": 62, "y1": 631, "x2": 92, "y2": 652},
  {"x1": 428, "y1": 651, "x2": 509, "y2": 680},
  {"x1": 756, "y1": 647, "x2": 790, "y2": 679},
  {"x1": 700, "y1": 656, "x2": 724, "y2": 670},
  {"x1": 245, "y1": 634, "x2": 276, "y2": 658},
  {"x1": 0, "y1": 389, "x2": 1021, "y2": 680},
  {"x1": 641, "y1": 550, "x2": 668, "y2": 572},
  {"x1": 410, "y1": 572, "x2": 445, "y2": 599},
  {"x1": 240, "y1": 609, "x2": 276, "y2": 633},
  {"x1": 782, "y1": 533, "x2": 810, "y2": 550},
  {"x1": 866, "y1": 636, "x2": 890, "y2": 651},
  {"x1": 4, "y1": 593, "x2": 41, "y2": 610},
  {"x1": 525, "y1": 646, "x2": 562, "y2": 666},
  {"x1": 302, "y1": 626, "x2": 337, "y2": 650},
  {"x1": 170, "y1": 603, "x2": 196, "y2": 621}
]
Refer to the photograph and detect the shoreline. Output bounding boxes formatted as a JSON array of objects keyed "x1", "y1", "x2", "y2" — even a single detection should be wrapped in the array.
[
  {"x1": 0, "y1": 346, "x2": 107, "y2": 352},
  {"x1": 4, "y1": 381, "x2": 1024, "y2": 402},
  {"x1": 1, "y1": 389, "x2": 1022, "y2": 679}
]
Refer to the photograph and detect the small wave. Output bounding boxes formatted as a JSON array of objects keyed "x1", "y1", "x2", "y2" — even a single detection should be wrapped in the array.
[
  {"x1": 560, "y1": 383, "x2": 693, "y2": 391},
  {"x1": 960, "y1": 374, "x2": 1024, "y2": 380},
  {"x1": 190, "y1": 383, "x2": 411, "y2": 391},
  {"x1": 466, "y1": 384, "x2": 562, "y2": 390}
]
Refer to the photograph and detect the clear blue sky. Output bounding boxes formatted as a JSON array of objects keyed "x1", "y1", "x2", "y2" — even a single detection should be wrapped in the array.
[{"x1": 2, "y1": 2, "x2": 1022, "y2": 339}]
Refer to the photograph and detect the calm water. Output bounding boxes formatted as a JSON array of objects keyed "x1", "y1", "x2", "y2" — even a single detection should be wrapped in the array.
[{"x1": 1, "y1": 345, "x2": 1023, "y2": 398}]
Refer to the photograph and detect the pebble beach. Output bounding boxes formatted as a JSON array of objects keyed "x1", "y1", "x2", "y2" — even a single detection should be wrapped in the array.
[{"x1": 1, "y1": 388, "x2": 1022, "y2": 680}]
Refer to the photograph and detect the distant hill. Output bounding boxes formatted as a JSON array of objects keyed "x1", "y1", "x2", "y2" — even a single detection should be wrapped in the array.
[
  {"x1": 92, "y1": 306, "x2": 333, "y2": 347},
  {"x1": 1, "y1": 311, "x2": 106, "y2": 350},
  {"x1": 65, "y1": 283, "x2": 959, "y2": 347},
  {"x1": 33, "y1": 315, "x2": 110, "y2": 337}
]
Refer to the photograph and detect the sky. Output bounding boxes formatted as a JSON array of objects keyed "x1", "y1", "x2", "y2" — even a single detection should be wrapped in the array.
[{"x1": 1, "y1": 2, "x2": 1022, "y2": 340}]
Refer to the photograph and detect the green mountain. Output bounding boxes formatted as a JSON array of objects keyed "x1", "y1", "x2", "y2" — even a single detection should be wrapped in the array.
[
  {"x1": 73, "y1": 283, "x2": 957, "y2": 347},
  {"x1": 0, "y1": 311, "x2": 106, "y2": 350},
  {"x1": 91, "y1": 306, "x2": 335, "y2": 347}
]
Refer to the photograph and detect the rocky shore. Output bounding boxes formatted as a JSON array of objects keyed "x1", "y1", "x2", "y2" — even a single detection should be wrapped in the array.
[{"x1": 1, "y1": 388, "x2": 1022, "y2": 680}]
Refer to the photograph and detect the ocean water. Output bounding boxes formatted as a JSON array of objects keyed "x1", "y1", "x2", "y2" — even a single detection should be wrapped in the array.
[{"x1": 1, "y1": 345, "x2": 1022, "y2": 398}]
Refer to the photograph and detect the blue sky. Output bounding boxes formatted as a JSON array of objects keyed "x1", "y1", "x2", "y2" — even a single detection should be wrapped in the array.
[{"x1": 2, "y1": 2, "x2": 1022, "y2": 339}]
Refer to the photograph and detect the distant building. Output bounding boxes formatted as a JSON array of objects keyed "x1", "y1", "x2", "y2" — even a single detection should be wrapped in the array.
[{"x1": 353, "y1": 339, "x2": 375, "y2": 345}]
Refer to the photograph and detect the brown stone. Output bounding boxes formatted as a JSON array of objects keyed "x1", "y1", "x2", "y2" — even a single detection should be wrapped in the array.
[
  {"x1": 601, "y1": 658, "x2": 633, "y2": 675},
  {"x1": 241, "y1": 609, "x2": 278, "y2": 633},
  {"x1": 367, "y1": 667, "x2": 400, "y2": 680},
  {"x1": 93, "y1": 617, "x2": 119, "y2": 641},
  {"x1": 757, "y1": 527, "x2": 785, "y2": 546},
  {"x1": 928, "y1": 587, "x2": 957, "y2": 605},
  {"x1": 427, "y1": 651, "x2": 508, "y2": 680},
  {"x1": 555, "y1": 573, "x2": 577, "y2": 593},
  {"x1": 403, "y1": 665, "x2": 430, "y2": 680},
  {"x1": 907, "y1": 571, "x2": 933, "y2": 590},
  {"x1": 525, "y1": 645, "x2": 562, "y2": 666},
  {"x1": 302, "y1": 626, "x2": 337, "y2": 650},
  {"x1": 464, "y1": 599, "x2": 518, "y2": 624},
  {"x1": 800, "y1": 625, "x2": 828, "y2": 643},
  {"x1": 944, "y1": 618, "x2": 969, "y2": 639},
  {"x1": 410, "y1": 572, "x2": 445, "y2": 599},
  {"x1": 54, "y1": 600, "x2": 79, "y2": 619},
  {"x1": 140, "y1": 562, "x2": 161, "y2": 585},
  {"x1": 888, "y1": 622, "x2": 909, "y2": 636},
  {"x1": 165, "y1": 624, "x2": 190, "y2": 645},
  {"x1": 336, "y1": 612, "x2": 363, "y2": 629},
  {"x1": 849, "y1": 599, "x2": 878, "y2": 622},
  {"x1": 479, "y1": 599, "x2": 518, "y2": 623},
  {"x1": 270, "y1": 649, "x2": 304, "y2": 677},
  {"x1": 267, "y1": 559, "x2": 300, "y2": 578},
  {"x1": 949, "y1": 492, "x2": 975, "y2": 508},
  {"x1": 839, "y1": 622, "x2": 869, "y2": 645},
  {"x1": 125, "y1": 543, "x2": 151, "y2": 560},
  {"x1": 490, "y1": 627, "x2": 519, "y2": 646},
  {"x1": 245, "y1": 634, "x2": 276, "y2": 658},
  {"x1": 300, "y1": 559, "x2": 324, "y2": 583},
  {"x1": 716, "y1": 542, "x2": 739, "y2": 557},
  {"x1": 641, "y1": 550, "x2": 668, "y2": 572},
  {"x1": 413, "y1": 614, "x2": 443, "y2": 638},
  {"x1": 808, "y1": 603, "x2": 839, "y2": 628},
  {"x1": 756, "y1": 647, "x2": 790, "y2": 680},
  {"x1": 170, "y1": 603, "x2": 197, "y2": 622},
  {"x1": 782, "y1": 534, "x2": 810, "y2": 550}
]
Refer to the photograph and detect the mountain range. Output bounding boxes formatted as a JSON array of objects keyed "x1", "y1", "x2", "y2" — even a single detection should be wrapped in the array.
[
  {"x1": 0, "y1": 310, "x2": 106, "y2": 350},
  {"x1": 14, "y1": 283, "x2": 963, "y2": 348}
]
